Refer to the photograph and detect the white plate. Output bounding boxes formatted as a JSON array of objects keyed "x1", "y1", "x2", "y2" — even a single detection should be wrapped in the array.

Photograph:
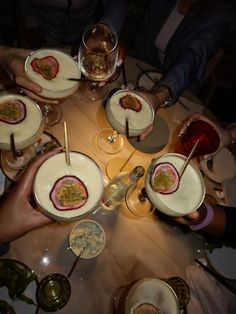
[
  {"x1": 0, "y1": 259, "x2": 38, "y2": 314},
  {"x1": 136, "y1": 70, "x2": 162, "y2": 90},
  {"x1": 205, "y1": 243, "x2": 236, "y2": 280},
  {"x1": 200, "y1": 147, "x2": 236, "y2": 183}
]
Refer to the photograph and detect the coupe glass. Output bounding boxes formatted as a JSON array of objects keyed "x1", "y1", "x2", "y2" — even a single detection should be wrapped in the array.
[
  {"x1": 25, "y1": 48, "x2": 81, "y2": 126},
  {"x1": 78, "y1": 23, "x2": 118, "y2": 100},
  {"x1": 0, "y1": 93, "x2": 44, "y2": 171},
  {"x1": 126, "y1": 153, "x2": 205, "y2": 217},
  {"x1": 97, "y1": 89, "x2": 155, "y2": 178}
]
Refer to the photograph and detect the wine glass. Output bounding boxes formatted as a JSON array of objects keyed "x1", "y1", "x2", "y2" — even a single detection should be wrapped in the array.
[
  {"x1": 175, "y1": 119, "x2": 220, "y2": 158},
  {"x1": 24, "y1": 48, "x2": 81, "y2": 126},
  {"x1": 0, "y1": 93, "x2": 44, "y2": 172},
  {"x1": 126, "y1": 153, "x2": 205, "y2": 217},
  {"x1": 97, "y1": 89, "x2": 155, "y2": 178},
  {"x1": 78, "y1": 23, "x2": 118, "y2": 101}
]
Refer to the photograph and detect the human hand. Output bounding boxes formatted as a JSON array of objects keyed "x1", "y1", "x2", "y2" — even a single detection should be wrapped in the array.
[
  {"x1": 133, "y1": 89, "x2": 163, "y2": 141},
  {"x1": 178, "y1": 113, "x2": 231, "y2": 159},
  {"x1": 0, "y1": 46, "x2": 59, "y2": 104},
  {"x1": 0, "y1": 148, "x2": 62, "y2": 244}
]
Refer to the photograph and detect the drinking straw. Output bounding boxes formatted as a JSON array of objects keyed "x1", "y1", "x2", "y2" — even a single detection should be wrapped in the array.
[
  {"x1": 63, "y1": 121, "x2": 71, "y2": 165},
  {"x1": 67, "y1": 247, "x2": 84, "y2": 279},
  {"x1": 125, "y1": 117, "x2": 129, "y2": 138},
  {"x1": 119, "y1": 149, "x2": 136, "y2": 172},
  {"x1": 10, "y1": 133, "x2": 18, "y2": 160},
  {"x1": 179, "y1": 139, "x2": 199, "y2": 178}
]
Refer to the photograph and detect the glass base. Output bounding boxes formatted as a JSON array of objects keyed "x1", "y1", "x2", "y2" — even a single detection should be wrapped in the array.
[
  {"x1": 40, "y1": 103, "x2": 63, "y2": 126},
  {"x1": 81, "y1": 81, "x2": 108, "y2": 101},
  {"x1": 36, "y1": 273, "x2": 71, "y2": 312},
  {"x1": 97, "y1": 128, "x2": 123, "y2": 154},
  {"x1": 106, "y1": 157, "x2": 134, "y2": 179},
  {"x1": 1, "y1": 147, "x2": 35, "y2": 170},
  {"x1": 125, "y1": 181, "x2": 155, "y2": 217}
]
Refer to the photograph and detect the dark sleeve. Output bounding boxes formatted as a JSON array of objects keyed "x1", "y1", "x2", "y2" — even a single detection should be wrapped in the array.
[
  {"x1": 159, "y1": 4, "x2": 236, "y2": 101},
  {"x1": 222, "y1": 205, "x2": 236, "y2": 242},
  {"x1": 0, "y1": 242, "x2": 10, "y2": 256},
  {"x1": 100, "y1": 0, "x2": 127, "y2": 34}
]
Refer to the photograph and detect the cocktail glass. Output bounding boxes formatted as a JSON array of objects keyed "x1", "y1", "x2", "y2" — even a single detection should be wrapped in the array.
[
  {"x1": 33, "y1": 151, "x2": 104, "y2": 221},
  {"x1": 78, "y1": 23, "x2": 118, "y2": 100},
  {"x1": 97, "y1": 89, "x2": 155, "y2": 178},
  {"x1": 0, "y1": 93, "x2": 44, "y2": 170},
  {"x1": 25, "y1": 48, "x2": 81, "y2": 126},
  {"x1": 175, "y1": 120, "x2": 220, "y2": 158},
  {"x1": 126, "y1": 153, "x2": 205, "y2": 217}
]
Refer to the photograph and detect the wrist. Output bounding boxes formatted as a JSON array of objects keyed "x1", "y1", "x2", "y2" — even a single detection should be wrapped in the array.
[
  {"x1": 152, "y1": 85, "x2": 173, "y2": 107},
  {"x1": 189, "y1": 203, "x2": 214, "y2": 231}
]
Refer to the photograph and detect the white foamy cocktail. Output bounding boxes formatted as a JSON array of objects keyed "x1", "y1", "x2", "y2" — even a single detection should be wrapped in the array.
[
  {"x1": 33, "y1": 151, "x2": 104, "y2": 221},
  {"x1": 0, "y1": 94, "x2": 43, "y2": 151},
  {"x1": 106, "y1": 90, "x2": 154, "y2": 137},
  {"x1": 145, "y1": 153, "x2": 205, "y2": 217},
  {"x1": 25, "y1": 49, "x2": 81, "y2": 99}
]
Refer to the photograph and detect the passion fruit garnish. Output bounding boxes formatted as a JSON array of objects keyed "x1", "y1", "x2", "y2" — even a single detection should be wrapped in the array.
[
  {"x1": 50, "y1": 175, "x2": 88, "y2": 210},
  {"x1": 119, "y1": 94, "x2": 142, "y2": 112},
  {"x1": 0, "y1": 99, "x2": 26, "y2": 124},
  {"x1": 30, "y1": 55, "x2": 59, "y2": 80},
  {"x1": 151, "y1": 162, "x2": 179, "y2": 194}
]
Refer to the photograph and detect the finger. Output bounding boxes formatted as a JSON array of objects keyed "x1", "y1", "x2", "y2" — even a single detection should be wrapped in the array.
[
  {"x1": 21, "y1": 88, "x2": 59, "y2": 104},
  {"x1": 30, "y1": 209, "x2": 55, "y2": 228},
  {"x1": 16, "y1": 76, "x2": 42, "y2": 93},
  {"x1": 17, "y1": 148, "x2": 62, "y2": 193},
  {"x1": 138, "y1": 124, "x2": 154, "y2": 141}
]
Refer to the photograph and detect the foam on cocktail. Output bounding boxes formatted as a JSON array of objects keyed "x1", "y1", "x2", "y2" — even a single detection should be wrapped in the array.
[
  {"x1": 145, "y1": 153, "x2": 205, "y2": 217},
  {"x1": 25, "y1": 49, "x2": 81, "y2": 99},
  {"x1": 106, "y1": 90, "x2": 154, "y2": 137},
  {"x1": 33, "y1": 152, "x2": 104, "y2": 221},
  {"x1": 0, "y1": 94, "x2": 43, "y2": 151}
]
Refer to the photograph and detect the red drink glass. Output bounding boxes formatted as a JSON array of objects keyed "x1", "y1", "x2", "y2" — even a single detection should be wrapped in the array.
[{"x1": 175, "y1": 120, "x2": 220, "y2": 157}]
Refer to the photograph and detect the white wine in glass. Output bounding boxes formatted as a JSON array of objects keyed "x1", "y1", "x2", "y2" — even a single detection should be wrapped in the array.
[{"x1": 78, "y1": 23, "x2": 118, "y2": 100}]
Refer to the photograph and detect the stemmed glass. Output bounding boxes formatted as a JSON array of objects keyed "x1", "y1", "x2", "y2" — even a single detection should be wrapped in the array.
[
  {"x1": 97, "y1": 89, "x2": 155, "y2": 178},
  {"x1": 126, "y1": 153, "x2": 205, "y2": 217},
  {"x1": 24, "y1": 48, "x2": 81, "y2": 126},
  {"x1": 78, "y1": 23, "x2": 118, "y2": 101},
  {"x1": 0, "y1": 93, "x2": 44, "y2": 172}
]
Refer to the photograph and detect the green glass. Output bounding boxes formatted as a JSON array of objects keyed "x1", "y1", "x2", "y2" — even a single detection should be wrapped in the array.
[{"x1": 36, "y1": 273, "x2": 71, "y2": 312}]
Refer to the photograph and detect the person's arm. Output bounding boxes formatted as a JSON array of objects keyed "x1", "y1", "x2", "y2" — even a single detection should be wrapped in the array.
[
  {"x1": 0, "y1": 149, "x2": 62, "y2": 245},
  {"x1": 156, "y1": 4, "x2": 235, "y2": 102},
  {"x1": 175, "y1": 203, "x2": 236, "y2": 240},
  {"x1": 100, "y1": 0, "x2": 127, "y2": 35}
]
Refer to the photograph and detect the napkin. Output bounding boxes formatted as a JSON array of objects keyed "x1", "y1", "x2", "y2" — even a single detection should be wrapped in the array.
[
  {"x1": 186, "y1": 264, "x2": 236, "y2": 314},
  {"x1": 172, "y1": 96, "x2": 204, "y2": 123}
]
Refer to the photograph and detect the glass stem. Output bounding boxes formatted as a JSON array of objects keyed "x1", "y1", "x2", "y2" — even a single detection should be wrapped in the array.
[{"x1": 107, "y1": 130, "x2": 118, "y2": 144}]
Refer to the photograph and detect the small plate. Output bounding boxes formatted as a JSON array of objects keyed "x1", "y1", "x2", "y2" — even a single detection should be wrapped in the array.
[
  {"x1": 0, "y1": 258, "x2": 38, "y2": 314},
  {"x1": 200, "y1": 147, "x2": 236, "y2": 183},
  {"x1": 204, "y1": 242, "x2": 236, "y2": 280},
  {"x1": 136, "y1": 70, "x2": 162, "y2": 90},
  {"x1": 69, "y1": 220, "x2": 106, "y2": 259}
]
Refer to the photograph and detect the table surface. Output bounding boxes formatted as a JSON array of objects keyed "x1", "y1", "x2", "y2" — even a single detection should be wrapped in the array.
[{"x1": 0, "y1": 56, "x2": 220, "y2": 313}]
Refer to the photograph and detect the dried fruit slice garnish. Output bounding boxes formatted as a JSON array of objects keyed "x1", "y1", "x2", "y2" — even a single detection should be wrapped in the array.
[
  {"x1": 50, "y1": 175, "x2": 88, "y2": 210},
  {"x1": 0, "y1": 99, "x2": 26, "y2": 124},
  {"x1": 119, "y1": 94, "x2": 142, "y2": 112},
  {"x1": 151, "y1": 162, "x2": 179, "y2": 194},
  {"x1": 30, "y1": 56, "x2": 59, "y2": 80}
]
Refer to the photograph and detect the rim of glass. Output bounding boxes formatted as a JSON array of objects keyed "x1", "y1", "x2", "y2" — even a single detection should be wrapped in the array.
[{"x1": 82, "y1": 24, "x2": 118, "y2": 54}]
